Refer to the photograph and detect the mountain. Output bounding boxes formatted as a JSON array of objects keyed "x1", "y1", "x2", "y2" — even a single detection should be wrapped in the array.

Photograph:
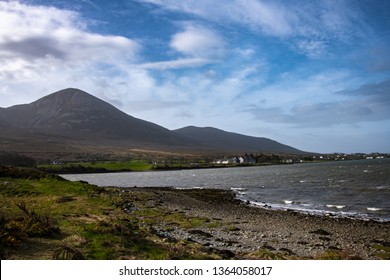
[
  {"x1": 0, "y1": 88, "x2": 193, "y2": 148},
  {"x1": 0, "y1": 110, "x2": 10, "y2": 127},
  {"x1": 0, "y1": 88, "x2": 304, "y2": 159},
  {"x1": 174, "y1": 126, "x2": 302, "y2": 154}
]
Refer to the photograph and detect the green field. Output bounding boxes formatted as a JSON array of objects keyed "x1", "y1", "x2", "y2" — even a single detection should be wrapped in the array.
[
  {"x1": 37, "y1": 159, "x2": 244, "y2": 173},
  {"x1": 38, "y1": 160, "x2": 154, "y2": 173}
]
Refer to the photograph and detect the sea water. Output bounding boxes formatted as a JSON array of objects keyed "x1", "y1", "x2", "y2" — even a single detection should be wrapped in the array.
[{"x1": 62, "y1": 159, "x2": 390, "y2": 222}]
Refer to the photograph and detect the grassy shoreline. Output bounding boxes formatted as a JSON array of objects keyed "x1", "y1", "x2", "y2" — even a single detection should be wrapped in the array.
[
  {"x1": 37, "y1": 160, "x2": 288, "y2": 174},
  {"x1": 1, "y1": 166, "x2": 389, "y2": 260}
]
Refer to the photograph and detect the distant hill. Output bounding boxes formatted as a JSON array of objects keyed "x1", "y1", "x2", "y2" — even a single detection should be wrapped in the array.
[
  {"x1": 0, "y1": 88, "x2": 304, "y2": 159},
  {"x1": 174, "y1": 126, "x2": 302, "y2": 154}
]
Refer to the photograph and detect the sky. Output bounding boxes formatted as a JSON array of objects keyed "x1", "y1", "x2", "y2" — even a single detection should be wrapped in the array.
[{"x1": 0, "y1": 0, "x2": 389, "y2": 153}]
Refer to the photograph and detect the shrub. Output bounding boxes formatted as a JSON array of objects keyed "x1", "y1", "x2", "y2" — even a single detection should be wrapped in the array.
[
  {"x1": 14, "y1": 201, "x2": 60, "y2": 238},
  {"x1": 0, "y1": 214, "x2": 25, "y2": 258},
  {"x1": 53, "y1": 245, "x2": 84, "y2": 260}
]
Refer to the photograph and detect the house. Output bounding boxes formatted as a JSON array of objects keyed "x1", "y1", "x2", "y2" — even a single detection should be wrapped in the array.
[{"x1": 214, "y1": 157, "x2": 238, "y2": 164}]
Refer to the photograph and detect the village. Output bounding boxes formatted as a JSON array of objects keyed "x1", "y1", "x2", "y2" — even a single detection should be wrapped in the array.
[{"x1": 212, "y1": 152, "x2": 390, "y2": 165}]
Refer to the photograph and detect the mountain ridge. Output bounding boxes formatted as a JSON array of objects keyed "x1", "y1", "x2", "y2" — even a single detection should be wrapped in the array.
[
  {"x1": 0, "y1": 88, "x2": 305, "y2": 159},
  {"x1": 0, "y1": 88, "x2": 194, "y2": 146},
  {"x1": 174, "y1": 126, "x2": 302, "y2": 154}
]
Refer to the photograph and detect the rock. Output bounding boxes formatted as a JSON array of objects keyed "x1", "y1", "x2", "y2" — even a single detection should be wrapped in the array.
[
  {"x1": 212, "y1": 248, "x2": 235, "y2": 259},
  {"x1": 279, "y1": 248, "x2": 295, "y2": 255},
  {"x1": 226, "y1": 240, "x2": 239, "y2": 246},
  {"x1": 188, "y1": 229, "x2": 213, "y2": 238},
  {"x1": 262, "y1": 244, "x2": 276, "y2": 251},
  {"x1": 319, "y1": 236, "x2": 332, "y2": 241},
  {"x1": 310, "y1": 229, "x2": 331, "y2": 236},
  {"x1": 372, "y1": 239, "x2": 390, "y2": 247},
  {"x1": 152, "y1": 228, "x2": 177, "y2": 242}
]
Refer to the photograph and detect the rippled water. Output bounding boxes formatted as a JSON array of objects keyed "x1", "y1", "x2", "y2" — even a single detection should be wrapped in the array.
[{"x1": 62, "y1": 159, "x2": 390, "y2": 221}]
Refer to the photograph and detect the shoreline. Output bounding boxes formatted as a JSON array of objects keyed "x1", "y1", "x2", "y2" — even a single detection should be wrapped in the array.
[
  {"x1": 59, "y1": 158, "x2": 390, "y2": 223},
  {"x1": 245, "y1": 200, "x2": 390, "y2": 223},
  {"x1": 2, "y1": 166, "x2": 389, "y2": 260},
  {"x1": 41, "y1": 162, "x2": 278, "y2": 174},
  {"x1": 119, "y1": 186, "x2": 390, "y2": 259}
]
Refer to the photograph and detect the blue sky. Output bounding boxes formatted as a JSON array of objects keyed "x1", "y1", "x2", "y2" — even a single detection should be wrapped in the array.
[{"x1": 0, "y1": 0, "x2": 389, "y2": 153}]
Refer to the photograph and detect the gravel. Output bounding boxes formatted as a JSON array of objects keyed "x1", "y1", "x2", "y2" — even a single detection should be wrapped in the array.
[{"x1": 126, "y1": 187, "x2": 390, "y2": 259}]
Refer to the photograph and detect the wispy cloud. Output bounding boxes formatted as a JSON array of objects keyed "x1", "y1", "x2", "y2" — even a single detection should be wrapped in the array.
[
  {"x1": 138, "y1": 58, "x2": 219, "y2": 70},
  {"x1": 248, "y1": 79, "x2": 390, "y2": 127},
  {"x1": 141, "y1": 0, "x2": 295, "y2": 36},
  {"x1": 125, "y1": 100, "x2": 189, "y2": 112},
  {"x1": 138, "y1": 0, "x2": 368, "y2": 57}
]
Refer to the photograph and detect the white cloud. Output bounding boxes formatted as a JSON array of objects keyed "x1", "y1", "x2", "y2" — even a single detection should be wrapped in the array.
[
  {"x1": 133, "y1": 23, "x2": 225, "y2": 74},
  {"x1": 170, "y1": 23, "x2": 225, "y2": 58},
  {"x1": 0, "y1": 1, "x2": 142, "y2": 106},
  {"x1": 0, "y1": 1, "x2": 139, "y2": 85}
]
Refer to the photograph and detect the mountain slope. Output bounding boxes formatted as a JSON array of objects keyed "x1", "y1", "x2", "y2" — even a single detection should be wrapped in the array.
[
  {"x1": 0, "y1": 88, "x2": 192, "y2": 147},
  {"x1": 174, "y1": 126, "x2": 303, "y2": 154},
  {"x1": 0, "y1": 109, "x2": 10, "y2": 128},
  {"x1": 0, "y1": 88, "x2": 304, "y2": 159}
]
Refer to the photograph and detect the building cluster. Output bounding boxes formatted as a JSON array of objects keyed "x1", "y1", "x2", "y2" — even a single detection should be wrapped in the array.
[
  {"x1": 213, "y1": 152, "x2": 390, "y2": 165},
  {"x1": 213, "y1": 154, "x2": 257, "y2": 165}
]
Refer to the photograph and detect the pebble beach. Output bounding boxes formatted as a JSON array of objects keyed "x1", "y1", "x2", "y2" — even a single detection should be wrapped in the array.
[{"x1": 125, "y1": 187, "x2": 390, "y2": 259}]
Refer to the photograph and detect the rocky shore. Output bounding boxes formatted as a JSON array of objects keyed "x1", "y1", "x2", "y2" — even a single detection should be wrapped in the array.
[
  {"x1": 2, "y1": 165, "x2": 389, "y2": 260},
  {"x1": 122, "y1": 187, "x2": 390, "y2": 259}
]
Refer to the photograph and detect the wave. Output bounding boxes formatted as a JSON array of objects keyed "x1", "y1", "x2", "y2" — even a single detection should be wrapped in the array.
[
  {"x1": 230, "y1": 187, "x2": 248, "y2": 196},
  {"x1": 230, "y1": 187, "x2": 247, "y2": 191},
  {"x1": 283, "y1": 200, "x2": 312, "y2": 206},
  {"x1": 245, "y1": 200, "x2": 390, "y2": 222},
  {"x1": 376, "y1": 185, "x2": 390, "y2": 190},
  {"x1": 326, "y1": 204, "x2": 346, "y2": 209},
  {"x1": 367, "y1": 207, "x2": 381, "y2": 211}
]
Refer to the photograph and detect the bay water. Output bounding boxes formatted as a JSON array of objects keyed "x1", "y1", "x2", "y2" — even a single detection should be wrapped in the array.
[{"x1": 62, "y1": 159, "x2": 390, "y2": 221}]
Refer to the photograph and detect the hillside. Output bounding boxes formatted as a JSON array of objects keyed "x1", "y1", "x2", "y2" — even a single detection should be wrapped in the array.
[
  {"x1": 0, "y1": 88, "x2": 192, "y2": 146},
  {"x1": 174, "y1": 126, "x2": 302, "y2": 154},
  {"x1": 0, "y1": 88, "x2": 304, "y2": 160}
]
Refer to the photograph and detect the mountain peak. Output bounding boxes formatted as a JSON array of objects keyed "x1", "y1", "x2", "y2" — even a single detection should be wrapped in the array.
[
  {"x1": 3, "y1": 88, "x2": 119, "y2": 129},
  {"x1": 0, "y1": 88, "x2": 304, "y2": 158},
  {"x1": 52, "y1": 87, "x2": 86, "y2": 94},
  {"x1": 1, "y1": 88, "x2": 194, "y2": 149},
  {"x1": 34, "y1": 88, "x2": 103, "y2": 108}
]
